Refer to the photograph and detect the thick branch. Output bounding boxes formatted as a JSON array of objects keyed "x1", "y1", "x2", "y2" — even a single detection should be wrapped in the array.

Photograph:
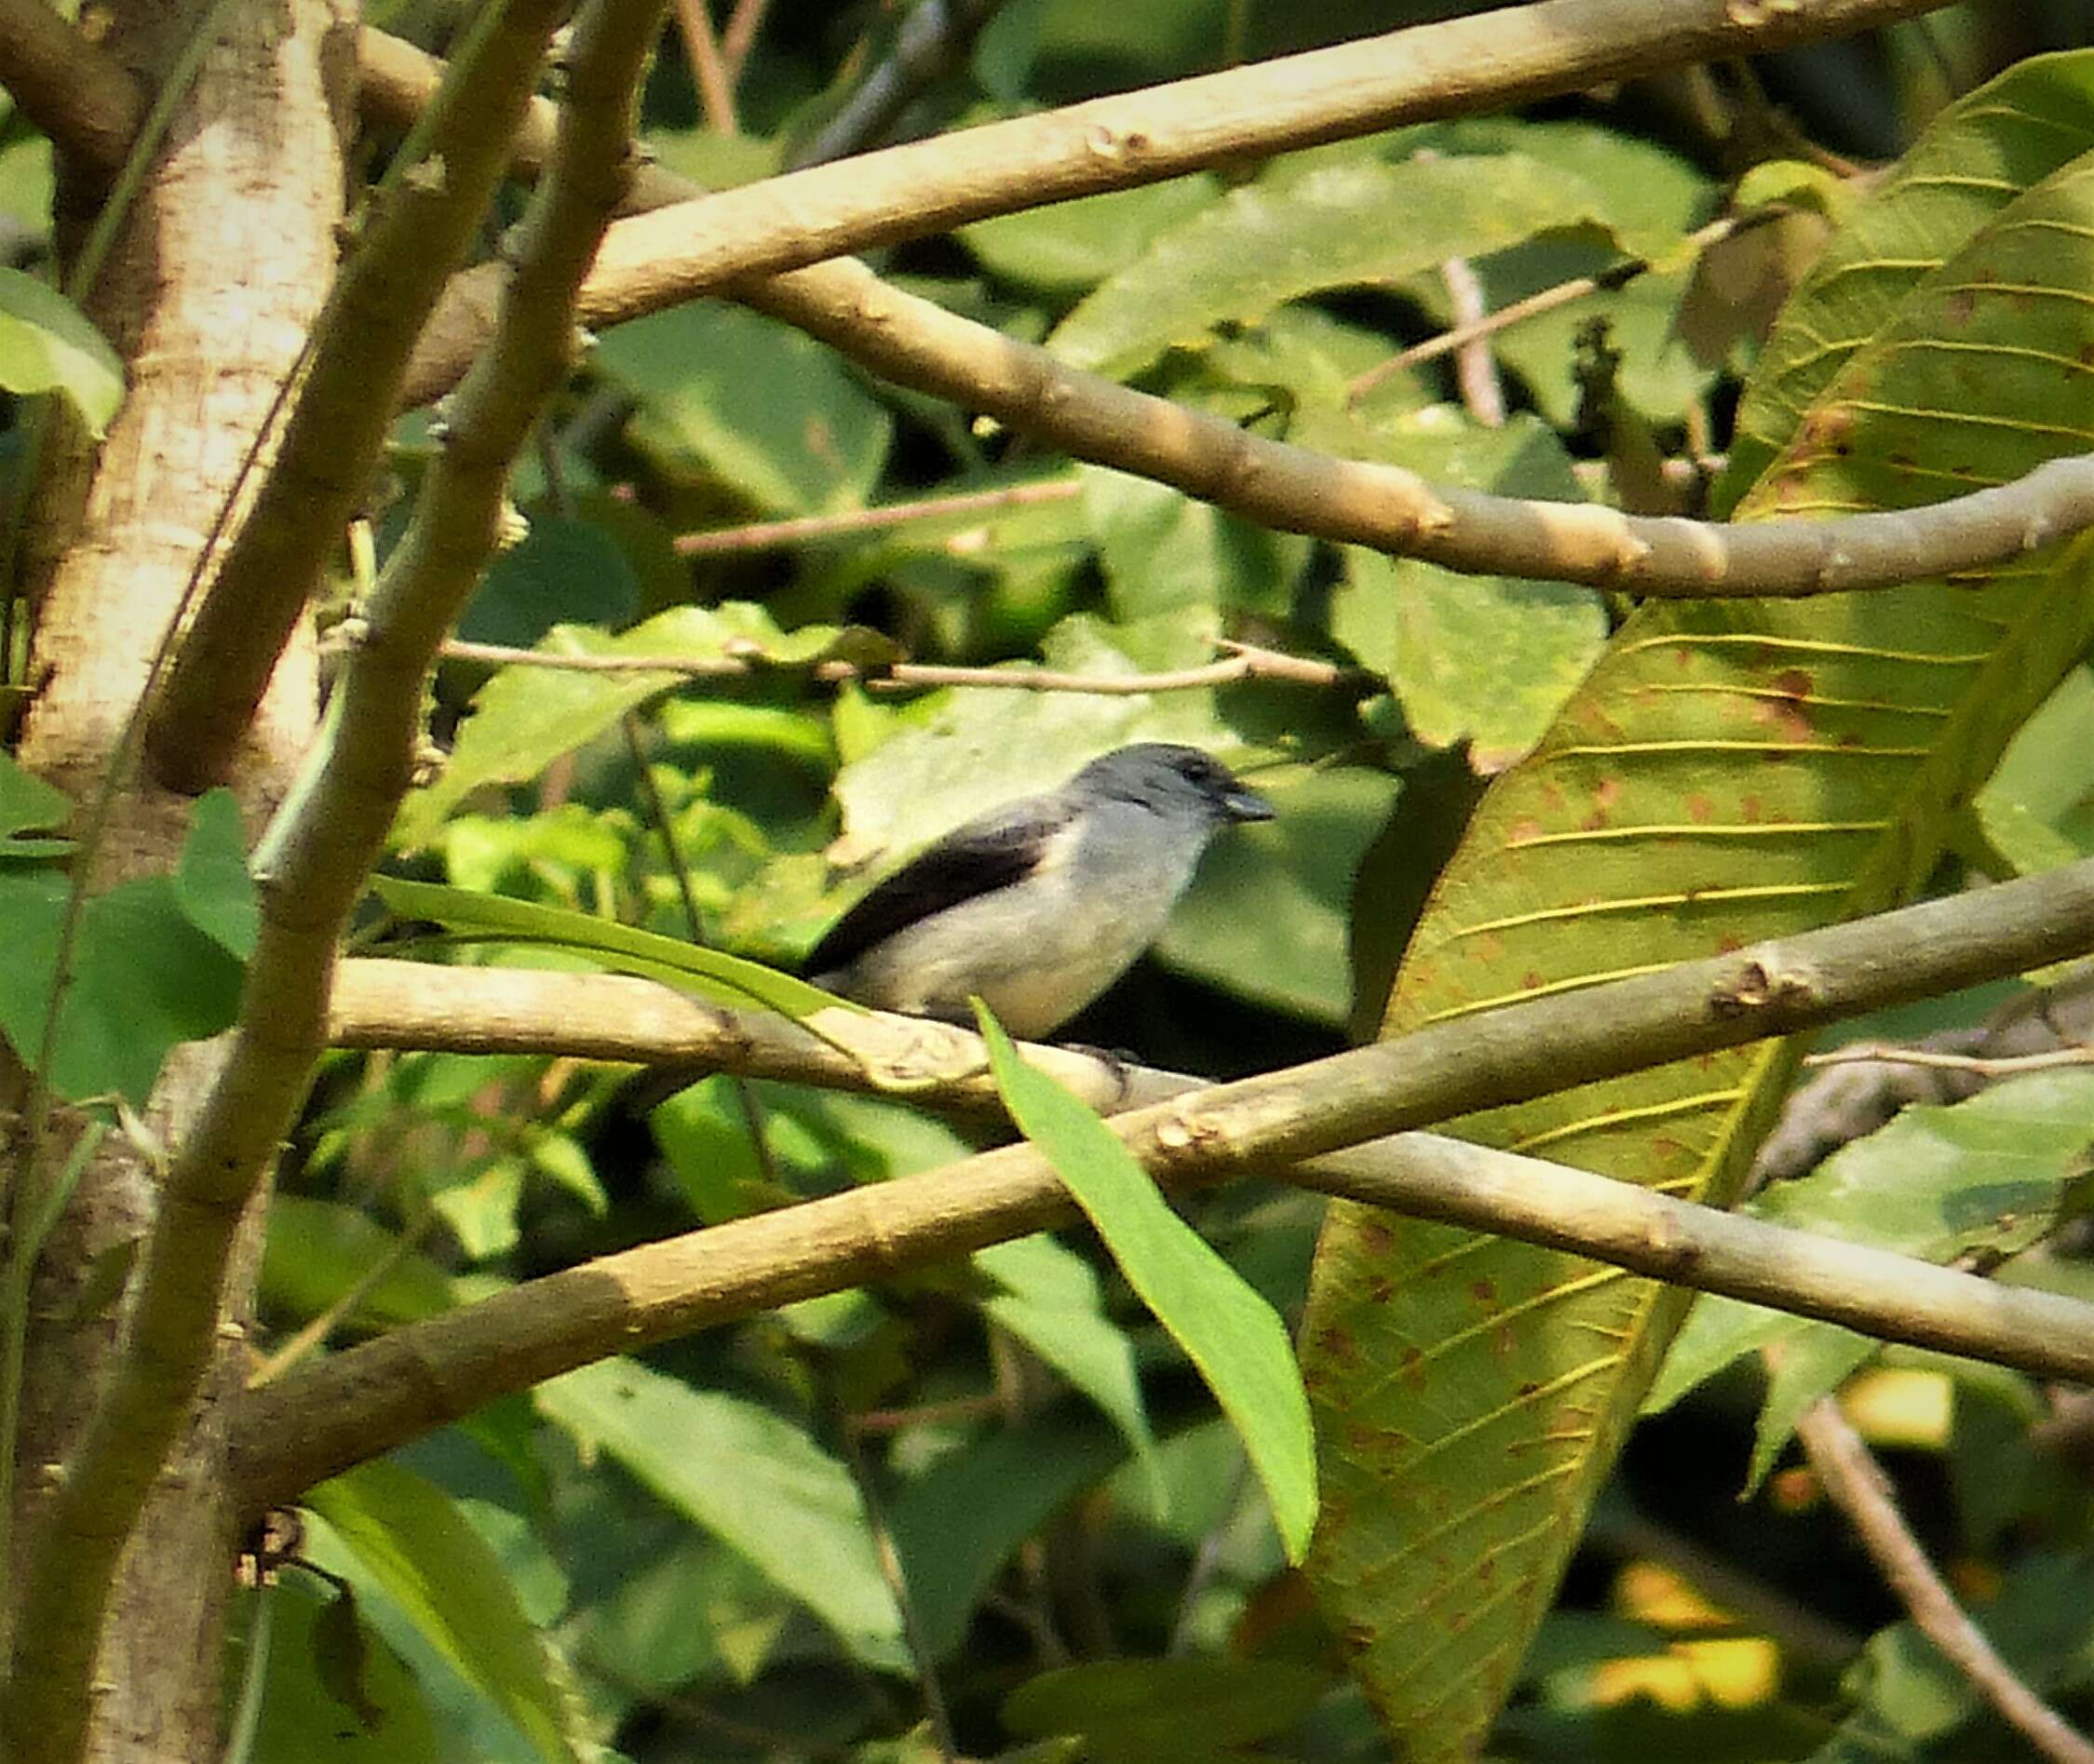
[
  {"x1": 228, "y1": 855, "x2": 2094, "y2": 1509},
  {"x1": 1796, "y1": 1400, "x2": 2094, "y2": 1764},
  {"x1": 0, "y1": 0, "x2": 638, "y2": 1722},
  {"x1": 412, "y1": 0, "x2": 1955, "y2": 386},
  {"x1": 372, "y1": 15, "x2": 2094, "y2": 613},
  {"x1": 0, "y1": 0, "x2": 142, "y2": 171},
  {"x1": 139, "y1": 4, "x2": 573, "y2": 796}
]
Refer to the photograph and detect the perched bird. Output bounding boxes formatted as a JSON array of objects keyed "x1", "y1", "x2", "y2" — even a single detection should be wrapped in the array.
[{"x1": 806, "y1": 743, "x2": 1275, "y2": 1037}]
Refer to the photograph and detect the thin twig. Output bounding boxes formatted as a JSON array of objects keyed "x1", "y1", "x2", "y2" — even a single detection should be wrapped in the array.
[
  {"x1": 436, "y1": 636, "x2": 1368, "y2": 695},
  {"x1": 1439, "y1": 250, "x2": 1503, "y2": 427},
  {"x1": 1795, "y1": 1398, "x2": 2094, "y2": 1764},
  {"x1": 247, "y1": 1212, "x2": 440, "y2": 1389},
  {"x1": 836, "y1": 1403, "x2": 957, "y2": 1760},
  {"x1": 790, "y1": 0, "x2": 1007, "y2": 168},
  {"x1": 718, "y1": 0, "x2": 770, "y2": 81},
  {"x1": 672, "y1": 478, "x2": 1080, "y2": 555},
  {"x1": 1345, "y1": 208, "x2": 1785, "y2": 400},
  {"x1": 1803, "y1": 1044, "x2": 2094, "y2": 1078},
  {"x1": 669, "y1": 0, "x2": 736, "y2": 135}
]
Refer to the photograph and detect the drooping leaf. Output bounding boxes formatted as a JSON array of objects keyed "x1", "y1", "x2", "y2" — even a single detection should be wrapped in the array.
[
  {"x1": 1002, "y1": 1657, "x2": 1330, "y2": 1760},
  {"x1": 303, "y1": 1461, "x2": 579, "y2": 1763},
  {"x1": 534, "y1": 1357, "x2": 908, "y2": 1671},
  {"x1": 368, "y1": 875, "x2": 841, "y2": 1019},
  {"x1": 978, "y1": 1006, "x2": 1317, "y2": 1561}
]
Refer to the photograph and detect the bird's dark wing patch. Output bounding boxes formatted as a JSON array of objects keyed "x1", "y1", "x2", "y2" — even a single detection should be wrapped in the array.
[{"x1": 804, "y1": 806, "x2": 1069, "y2": 976}]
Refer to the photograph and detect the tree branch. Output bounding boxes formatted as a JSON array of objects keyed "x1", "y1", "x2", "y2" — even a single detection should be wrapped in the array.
[
  {"x1": 226, "y1": 855, "x2": 2094, "y2": 1511},
  {"x1": 0, "y1": 0, "x2": 648, "y2": 1730},
  {"x1": 138, "y1": 3, "x2": 575, "y2": 797},
  {"x1": 434, "y1": 634, "x2": 1367, "y2": 695},
  {"x1": 370, "y1": 14, "x2": 2094, "y2": 618},
  {"x1": 1795, "y1": 1398, "x2": 2094, "y2": 1764},
  {"x1": 0, "y1": 0, "x2": 142, "y2": 172}
]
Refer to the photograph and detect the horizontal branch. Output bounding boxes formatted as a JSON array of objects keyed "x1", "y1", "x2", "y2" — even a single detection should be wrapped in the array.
[
  {"x1": 672, "y1": 478, "x2": 1081, "y2": 555},
  {"x1": 369, "y1": 14, "x2": 2094, "y2": 609},
  {"x1": 228, "y1": 855, "x2": 2094, "y2": 1509},
  {"x1": 435, "y1": 636, "x2": 1366, "y2": 695},
  {"x1": 409, "y1": 0, "x2": 1952, "y2": 394},
  {"x1": 0, "y1": 0, "x2": 142, "y2": 170}
]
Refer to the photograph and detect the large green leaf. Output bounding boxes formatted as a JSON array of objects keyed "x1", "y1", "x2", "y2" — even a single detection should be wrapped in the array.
[
  {"x1": 1722, "y1": 50, "x2": 2094, "y2": 505},
  {"x1": 1296, "y1": 114, "x2": 2094, "y2": 1760},
  {"x1": 1047, "y1": 152, "x2": 1615, "y2": 382},
  {"x1": 534, "y1": 1357, "x2": 909, "y2": 1672},
  {"x1": 303, "y1": 1461, "x2": 578, "y2": 1763}
]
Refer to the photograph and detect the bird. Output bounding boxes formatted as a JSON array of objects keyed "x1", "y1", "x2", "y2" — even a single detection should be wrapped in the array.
[{"x1": 805, "y1": 743, "x2": 1275, "y2": 1038}]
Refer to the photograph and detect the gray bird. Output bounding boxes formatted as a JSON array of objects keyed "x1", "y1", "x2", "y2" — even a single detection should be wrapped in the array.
[{"x1": 806, "y1": 743, "x2": 1275, "y2": 1037}]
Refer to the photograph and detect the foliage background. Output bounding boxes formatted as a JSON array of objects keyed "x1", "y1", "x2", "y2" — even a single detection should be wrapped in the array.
[{"x1": 10, "y1": 0, "x2": 2094, "y2": 1759}]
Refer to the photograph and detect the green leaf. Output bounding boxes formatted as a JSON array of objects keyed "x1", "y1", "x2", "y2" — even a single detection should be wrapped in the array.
[
  {"x1": 596, "y1": 301, "x2": 892, "y2": 515},
  {"x1": 1002, "y1": 1658, "x2": 1329, "y2": 1758},
  {"x1": 1047, "y1": 152, "x2": 1614, "y2": 381},
  {"x1": 1976, "y1": 665, "x2": 2094, "y2": 872},
  {"x1": 303, "y1": 1461, "x2": 579, "y2": 1763},
  {"x1": 976, "y1": 1234, "x2": 1158, "y2": 1491},
  {"x1": 976, "y1": 1005, "x2": 1317, "y2": 1562},
  {"x1": 394, "y1": 602, "x2": 880, "y2": 849},
  {"x1": 1645, "y1": 1069, "x2": 2094, "y2": 1482},
  {"x1": 1317, "y1": 408, "x2": 1605, "y2": 770},
  {"x1": 175, "y1": 787, "x2": 259, "y2": 958},
  {"x1": 368, "y1": 875, "x2": 840, "y2": 1020},
  {"x1": 886, "y1": 1410, "x2": 1128, "y2": 1660},
  {"x1": 1722, "y1": 50, "x2": 2094, "y2": 506},
  {"x1": 0, "y1": 266, "x2": 124, "y2": 435},
  {"x1": 231, "y1": 1578, "x2": 441, "y2": 1763},
  {"x1": 0, "y1": 867, "x2": 246, "y2": 1105},
  {"x1": 457, "y1": 516, "x2": 640, "y2": 650},
  {"x1": 0, "y1": 750, "x2": 71, "y2": 850},
  {"x1": 1297, "y1": 128, "x2": 2094, "y2": 1759},
  {"x1": 1080, "y1": 464, "x2": 1309, "y2": 620},
  {"x1": 534, "y1": 1357, "x2": 907, "y2": 1671},
  {"x1": 262, "y1": 1196, "x2": 458, "y2": 1332},
  {"x1": 959, "y1": 174, "x2": 1224, "y2": 291}
]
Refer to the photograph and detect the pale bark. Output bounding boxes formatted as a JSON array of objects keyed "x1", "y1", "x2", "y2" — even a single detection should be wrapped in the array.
[{"x1": 5, "y1": 0, "x2": 347, "y2": 1755}]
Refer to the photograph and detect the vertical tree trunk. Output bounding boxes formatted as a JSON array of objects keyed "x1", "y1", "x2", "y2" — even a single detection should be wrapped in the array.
[{"x1": 8, "y1": 0, "x2": 349, "y2": 1753}]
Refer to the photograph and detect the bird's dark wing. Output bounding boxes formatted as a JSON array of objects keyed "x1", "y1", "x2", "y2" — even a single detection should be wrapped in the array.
[{"x1": 804, "y1": 802, "x2": 1072, "y2": 976}]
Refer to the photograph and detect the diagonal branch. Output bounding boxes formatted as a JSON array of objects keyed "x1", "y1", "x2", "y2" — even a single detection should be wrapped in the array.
[
  {"x1": 376, "y1": 19, "x2": 2094, "y2": 622},
  {"x1": 0, "y1": 0, "x2": 656, "y2": 1742},
  {"x1": 1796, "y1": 1398, "x2": 2094, "y2": 1764},
  {"x1": 226, "y1": 854, "x2": 2094, "y2": 1511},
  {"x1": 138, "y1": 2, "x2": 576, "y2": 798},
  {"x1": 0, "y1": 0, "x2": 142, "y2": 171}
]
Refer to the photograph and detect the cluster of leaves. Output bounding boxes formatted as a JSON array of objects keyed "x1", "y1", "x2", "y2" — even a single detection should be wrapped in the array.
[{"x1": 13, "y1": 2, "x2": 2094, "y2": 1760}]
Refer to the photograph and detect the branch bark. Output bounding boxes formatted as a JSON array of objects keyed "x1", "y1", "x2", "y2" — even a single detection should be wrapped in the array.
[
  {"x1": 1796, "y1": 1399, "x2": 2094, "y2": 1764},
  {"x1": 140, "y1": 4, "x2": 578, "y2": 797},
  {"x1": 227, "y1": 855, "x2": 2094, "y2": 1510},
  {"x1": 1, "y1": 0, "x2": 611, "y2": 1745},
  {"x1": 0, "y1": 0, "x2": 142, "y2": 172}
]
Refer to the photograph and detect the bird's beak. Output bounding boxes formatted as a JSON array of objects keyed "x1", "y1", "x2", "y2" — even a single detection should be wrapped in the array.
[{"x1": 1223, "y1": 786, "x2": 1276, "y2": 823}]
